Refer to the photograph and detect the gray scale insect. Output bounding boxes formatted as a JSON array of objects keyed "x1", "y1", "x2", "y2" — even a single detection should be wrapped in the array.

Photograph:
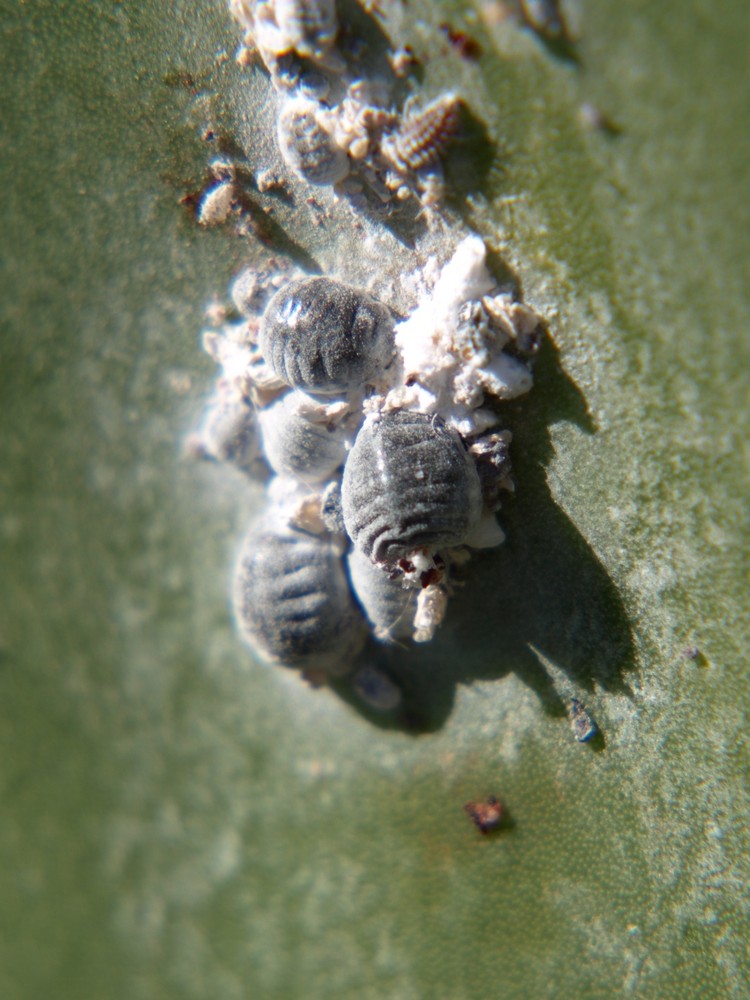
[
  {"x1": 382, "y1": 94, "x2": 462, "y2": 173},
  {"x1": 341, "y1": 409, "x2": 482, "y2": 566},
  {"x1": 277, "y1": 97, "x2": 349, "y2": 186},
  {"x1": 194, "y1": 392, "x2": 260, "y2": 474},
  {"x1": 347, "y1": 546, "x2": 419, "y2": 642},
  {"x1": 233, "y1": 519, "x2": 365, "y2": 673},
  {"x1": 259, "y1": 276, "x2": 395, "y2": 394},
  {"x1": 257, "y1": 390, "x2": 351, "y2": 482}
]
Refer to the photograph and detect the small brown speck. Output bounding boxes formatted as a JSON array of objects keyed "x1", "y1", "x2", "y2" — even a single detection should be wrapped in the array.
[
  {"x1": 420, "y1": 566, "x2": 442, "y2": 588},
  {"x1": 567, "y1": 698, "x2": 598, "y2": 742},
  {"x1": 163, "y1": 69, "x2": 197, "y2": 92},
  {"x1": 464, "y1": 796, "x2": 503, "y2": 833},
  {"x1": 682, "y1": 645, "x2": 708, "y2": 666},
  {"x1": 301, "y1": 668, "x2": 328, "y2": 688},
  {"x1": 179, "y1": 189, "x2": 203, "y2": 217},
  {"x1": 579, "y1": 102, "x2": 622, "y2": 136},
  {"x1": 440, "y1": 23, "x2": 482, "y2": 60}
]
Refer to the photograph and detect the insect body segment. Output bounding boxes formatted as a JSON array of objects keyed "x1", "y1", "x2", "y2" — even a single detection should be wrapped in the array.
[
  {"x1": 382, "y1": 95, "x2": 462, "y2": 173},
  {"x1": 347, "y1": 546, "x2": 420, "y2": 642},
  {"x1": 260, "y1": 276, "x2": 395, "y2": 394},
  {"x1": 233, "y1": 520, "x2": 366, "y2": 673},
  {"x1": 341, "y1": 410, "x2": 482, "y2": 567},
  {"x1": 191, "y1": 389, "x2": 260, "y2": 474},
  {"x1": 258, "y1": 390, "x2": 352, "y2": 482}
]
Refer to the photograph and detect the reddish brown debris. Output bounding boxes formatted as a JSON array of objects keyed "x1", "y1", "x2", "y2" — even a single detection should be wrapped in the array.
[
  {"x1": 464, "y1": 796, "x2": 503, "y2": 833},
  {"x1": 440, "y1": 23, "x2": 482, "y2": 60}
]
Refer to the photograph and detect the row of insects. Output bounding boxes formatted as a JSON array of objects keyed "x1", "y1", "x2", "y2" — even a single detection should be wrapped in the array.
[{"x1": 230, "y1": 0, "x2": 467, "y2": 213}]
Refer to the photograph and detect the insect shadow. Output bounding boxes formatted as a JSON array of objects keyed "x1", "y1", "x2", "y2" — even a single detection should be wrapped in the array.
[{"x1": 332, "y1": 331, "x2": 637, "y2": 732}]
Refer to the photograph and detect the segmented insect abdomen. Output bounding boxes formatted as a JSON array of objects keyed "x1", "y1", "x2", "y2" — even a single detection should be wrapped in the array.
[
  {"x1": 260, "y1": 276, "x2": 395, "y2": 394},
  {"x1": 347, "y1": 546, "x2": 418, "y2": 641},
  {"x1": 341, "y1": 410, "x2": 482, "y2": 565},
  {"x1": 196, "y1": 392, "x2": 259, "y2": 473},
  {"x1": 258, "y1": 391, "x2": 350, "y2": 482},
  {"x1": 233, "y1": 521, "x2": 365, "y2": 672},
  {"x1": 384, "y1": 95, "x2": 462, "y2": 172}
]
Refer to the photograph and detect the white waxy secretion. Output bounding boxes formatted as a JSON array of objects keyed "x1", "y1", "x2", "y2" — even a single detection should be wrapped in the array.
[{"x1": 384, "y1": 236, "x2": 534, "y2": 436}]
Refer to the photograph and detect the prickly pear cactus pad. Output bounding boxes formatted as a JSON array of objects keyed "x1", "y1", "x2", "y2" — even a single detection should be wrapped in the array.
[{"x1": 1, "y1": 2, "x2": 749, "y2": 1000}]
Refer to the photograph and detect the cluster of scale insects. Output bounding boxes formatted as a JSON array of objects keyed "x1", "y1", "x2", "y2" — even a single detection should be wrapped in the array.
[
  {"x1": 189, "y1": 1, "x2": 554, "y2": 711},
  {"x1": 193, "y1": 251, "x2": 540, "y2": 709},
  {"x1": 229, "y1": 0, "x2": 466, "y2": 213}
]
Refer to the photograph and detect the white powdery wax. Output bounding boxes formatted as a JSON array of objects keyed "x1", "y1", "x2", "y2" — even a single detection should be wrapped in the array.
[{"x1": 385, "y1": 236, "x2": 533, "y2": 435}]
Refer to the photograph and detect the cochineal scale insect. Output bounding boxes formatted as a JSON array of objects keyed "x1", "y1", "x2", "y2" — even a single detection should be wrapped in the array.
[
  {"x1": 341, "y1": 409, "x2": 482, "y2": 567},
  {"x1": 259, "y1": 276, "x2": 396, "y2": 394},
  {"x1": 346, "y1": 545, "x2": 419, "y2": 642},
  {"x1": 381, "y1": 94, "x2": 463, "y2": 174},
  {"x1": 232, "y1": 518, "x2": 366, "y2": 673},
  {"x1": 257, "y1": 390, "x2": 352, "y2": 482}
]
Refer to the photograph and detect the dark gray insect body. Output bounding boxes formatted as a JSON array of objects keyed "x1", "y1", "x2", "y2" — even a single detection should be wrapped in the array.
[
  {"x1": 347, "y1": 546, "x2": 418, "y2": 641},
  {"x1": 233, "y1": 520, "x2": 365, "y2": 672},
  {"x1": 341, "y1": 410, "x2": 482, "y2": 566},
  {"x1": 277, "y1": 97, "x2": 349, "y2": 186},
  {"x1": 195, "y1": 392, "x2": 260, "y2": 473},
  {"x1": 260, "y1": 277, "x2": 395, "y2": 394},
  {"x1": 258, "y1": 391, "x2": 350, "y2": 482}
]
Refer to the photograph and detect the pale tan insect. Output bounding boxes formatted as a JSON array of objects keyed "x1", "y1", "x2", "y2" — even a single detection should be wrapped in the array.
[
  {"x1": 231, "y1": 0, "x2": 343, "y2": 75},
  {"x1": 381, "y1": 94, "x2": 463, "y2": 174},
  {"x1": 273, "y1": 0, "x2": 339, "y2": 61},
  {"x1": 277, "y1": 97, "x2": 349, "y2": 186}
]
